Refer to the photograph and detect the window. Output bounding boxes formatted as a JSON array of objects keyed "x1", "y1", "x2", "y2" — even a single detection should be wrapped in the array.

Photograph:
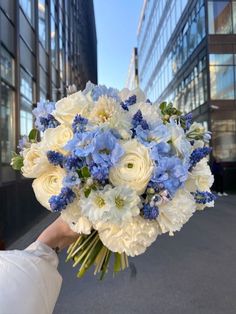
[
  {"x1": 0, "y1": 82, "x2": 15, "y2": 164},
  {"x1": 233, "y1": 2, "x2": 236, "y2": 33},
  {"x1": 0, "y1": 47, "x2": 15, "y2": 86},
  {"x1": 20, "y1": 68, "x2": 34, "y2": 136},
  {"x1": 209, "y1": 54, "x2": 235, "y2": 100},
  {"x1": 38, "y1": 0, "x2": 48, "y2": 49},
  {"x1": 208, "y1": 1, "x2": 232, "y2": 34},
  {"x1": 20, "y1": 0, "x2": 34, "y2": 24}
]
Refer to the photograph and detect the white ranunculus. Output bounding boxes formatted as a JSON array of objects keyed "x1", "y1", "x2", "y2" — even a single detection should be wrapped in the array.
[
  {"x1": 119, "y1": 87, "x2": 146, "y2": 103},
  {"x1": 52, "y1": 91, "x2": 91, "y2": 124},
  {"x1": 109, "y1": 140, "x2": 154, "y2": 195},
  {"x1": 157, "y1": 189, "x2": 196, "y2": 235},
  {"x1": 32, "y1": 166, "x2": 66, "y2": 210},
  {"x1": 95, "y1": 216, "x2": 161, "y2": 257},
  {"x1": 61, "y1": 201, "x2": 92, "y2": 234},
  {"x1": 89, "y1": 96, "x2": 132, "y2": 139},
  {"x1": 41, "y1": 124, "x2": 73, "y2": 154},
  {"x1": 185, "y1": 158, "x2": 214, "y2": 192},
  {"x1": 21, "y1": 143, "x2": 50, "y2": 178}
]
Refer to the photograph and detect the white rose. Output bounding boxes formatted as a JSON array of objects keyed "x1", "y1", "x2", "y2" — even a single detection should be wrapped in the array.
[
  {"x1": 185, "y1": 158, "x2": 214, "y2": 192},
  {"x1": 61, "y1": 201, "x2": 92, "y2": 234},
  {"x1": 41, "y1": 124, "x2": 73, "y2": 154},
  {"x1": 95, "y1": 216, "x2": 160, "y2": 257},
  {"x1": 52, "y1": 91, "x2": 91, "y2": 124},
  {"x1": 21, "y1": 143, "x2": 50, "y2": 178},
  {"x1": 32, "y1": 166, "x2": 66, "y2": 210},
  {"x1": 109, "y1": 140, "x2": 154, "y2": 195}
]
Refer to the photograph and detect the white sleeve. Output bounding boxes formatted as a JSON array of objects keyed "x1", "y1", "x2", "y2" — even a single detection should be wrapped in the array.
[{"x1": 0, "y1": 241, "x2": 62, "y2": 314}]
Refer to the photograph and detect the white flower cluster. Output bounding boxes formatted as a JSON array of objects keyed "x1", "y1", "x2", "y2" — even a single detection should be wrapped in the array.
[{"x1": 14, "y1": 83, "x2": 215, "y2": 257}]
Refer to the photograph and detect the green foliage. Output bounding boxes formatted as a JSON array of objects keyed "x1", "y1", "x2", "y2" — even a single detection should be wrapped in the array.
[
  {"x1": 160, "y1": 102, "x2": 182, "y2": 123},
  {"x1": 11, "y1": 153, "x2": 24, "y2": 171},
  {"x1": 28, "y1": 128, "x2": 38, "y2": 142}
]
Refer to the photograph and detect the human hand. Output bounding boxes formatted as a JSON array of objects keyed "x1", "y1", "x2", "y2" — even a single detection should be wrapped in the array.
[{"x1": 37, "y1": 217, "x2": 79, "y2": 251}]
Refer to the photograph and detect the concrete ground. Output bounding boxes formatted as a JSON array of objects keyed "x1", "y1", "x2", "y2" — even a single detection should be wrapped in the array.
[{"x1": 10, "y1": 195, "x2": 236, "y2": 314}]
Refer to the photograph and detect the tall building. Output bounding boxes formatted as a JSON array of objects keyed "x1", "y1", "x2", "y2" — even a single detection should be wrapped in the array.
[
  {"x1": 126, "y1": 47, "x2": 139, "y2": 90},
  {"x1": 0, "y1": 0, "x2": 97, "y2": 245},
  {"x1": 137, "y1": 0, "x2": 236, "y2": 188}
]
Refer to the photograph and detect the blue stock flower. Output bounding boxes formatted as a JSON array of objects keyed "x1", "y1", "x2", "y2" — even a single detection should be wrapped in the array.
[
  {"x1": 63, "y1": 171, "x2": 81, "y2": 188},
  {"x1": 33, "y1": 101, "x2": 59, "y2": 131},
  {"x1": 49, "y1": 187, "x2": 76, "y2": 212},
  {"x1": 91, "y1": 131, "x2": 124, "y2": 166},
  {"x1": 151, "y1": 156, "x2": 188, "y2": 195}
]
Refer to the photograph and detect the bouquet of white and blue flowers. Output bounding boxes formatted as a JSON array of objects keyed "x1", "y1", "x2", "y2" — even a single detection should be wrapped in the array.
[{"x1": 11, "y1": 82, "x2": 215, "y2": 279}]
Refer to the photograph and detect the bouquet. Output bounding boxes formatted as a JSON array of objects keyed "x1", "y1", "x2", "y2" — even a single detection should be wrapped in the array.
[{"x1": 11, "y1": 82, "x2": 215, "y2": 279}]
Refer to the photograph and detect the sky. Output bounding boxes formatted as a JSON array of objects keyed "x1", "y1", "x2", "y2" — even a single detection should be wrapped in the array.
[{"x1": 94, "y1": 0, "x2": 143, "y2": 90}]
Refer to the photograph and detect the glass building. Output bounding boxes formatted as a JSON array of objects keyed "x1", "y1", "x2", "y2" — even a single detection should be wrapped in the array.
[
  {"x1": 126, "y1": 47, "x2": 139, "y2": 90},
  {"x1": 137, "y1": 0, "x2": 236, "y2": 188},
  {"x1": 0, "y1": 0, "x2": 97, "y2": 245}
]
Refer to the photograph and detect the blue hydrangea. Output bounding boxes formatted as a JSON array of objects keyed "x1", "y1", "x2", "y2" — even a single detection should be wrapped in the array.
[
  {"x1": 121, "y1": 95, "x2": 137, "y2": 111},
  {"x1": 49, "y1": 187, "x2": 76, "y2": 212},
  {"x1": 142, "y1": 204, "x2": 159, "y2": 220},
  {"x1": 193, "y1": 191, "x2": 216, "y2": 204},
  {"x1": 151, "y1": 156, "x2": 189, "y2": 195},
  {"x1": 151, "y1": 142, "x2": 172, "y2": 161},
  {"x1": 33, "y1": 101, "x2": 59, "y2": 131},
  {"x1": 63, "y1": 171, "x2": 81, "y2": 188},
  {"x1": 47, "y1": 151, "x2": 64, "y2": 167},
  {"x1": 135, "y1": 124, "x2": 170, "y2": 148},
  {"x1": 83, "y1": 81, "x2": 120, "y2": 102},
  {"x1": 72, "y1": 114, "x2": 88, "y2": 133},
  {"x1": 189, "y1": 147, "x2": 212, "y2": 170}
]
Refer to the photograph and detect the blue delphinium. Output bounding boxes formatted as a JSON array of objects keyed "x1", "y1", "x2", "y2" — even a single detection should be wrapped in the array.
[
  {"x1": 63, "y1": 155, "x2": 83, "y2": 171},
  {"x1": 49, "y1": 187, "x2": 76, "y2": 212},
  {"x1": 135, "y1": 123, "x2": 171, "y2": 148},
  {"x1": 189, "y1": 147, "x2": 211, "y2": 170},
  {"x1": 151, "y1": 142, "x2": 172, "y2": 162},
  {"x1": 83, "y1": 81, "x2": 120, "y2": 102},
  {"x1": 72, "y1": 114, "x2": 88, "y2": 133},
  {"x1": 63, "y1": 171, "x2": 81, "y2": 188},
  {"x1": 151, "y1": 156, "x2": 189, "y2": 196},
  {"x1": 47, "y1": 151, "x2": 64, "y2": 167},
  {"x1": 121, "y1": 95, "x2": 137, "y2": 111},
  {"x1": 33, "y1": 101, "x2": 59, "y2": 131},
  {"x1": 142, "y1": 204, "x2": 159, "y2": 220},
  {"x1": 193, "y1": 191, "x2": 216, "y2": 204},
  {"x1": 89, "y1": 162, "x2": 109, "y2": 183},
  {"x1": 91, "y1": 131, "x2": 124, "y2": 166},
  {"x1": 65, "y1": 130, "x2": 97, "y2": 157}
]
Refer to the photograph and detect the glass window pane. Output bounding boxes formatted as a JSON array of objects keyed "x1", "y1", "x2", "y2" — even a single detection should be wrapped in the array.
[
  {"x1": 20, "y1": 105, "x2": 33, "y2": 137},
  {"x1": 208, "y1": 1, "x2": 232, "y2": 34},
  {"x1": 38, "y1": 0, "x2": 48, "y2": 49},
  {"x1": 20, "y1": 0, "x2": 34, "y2": 24},
  {"x1": 20, "y1": 68, "x2": 33, "y2": 102},
  {"x1": 210, "y1": 65, "x2": 235, "y2": 99},
  {"x1": 233, "y1": 2, "x2": 236, "y2": 33},
  {"x1": 0, "y1": 47, "x2": 15, "y2": 85},
  {"x1": 0, "y1": 82, "x2": 15, "y2": 164},
  {"x1": 209, "y1": 54, "x2": 234, "y2": 65}
]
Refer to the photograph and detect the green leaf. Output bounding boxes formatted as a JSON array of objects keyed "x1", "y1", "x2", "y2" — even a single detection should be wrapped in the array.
[
  {"x1": 114, "y1": 253, "x2": 121, "y2": 273},
  {"x1": 84, "y1": 188, "x2": 91, "y2": 198},
  {"x1": 81, "y1": 166, "x2": 90, "y2": 178},
  {"x1": 11, "y1": 153, "x2": 24, "y2": 171},
  {"x1": 159, "y1": 102, "x2": 167, "y2": 112},
  {"x1": 100, "y1": 250, "x2": 112, "y2": 280},
  {"x1": 28, "y1": 128, "x2": 38, "y2": 142}
]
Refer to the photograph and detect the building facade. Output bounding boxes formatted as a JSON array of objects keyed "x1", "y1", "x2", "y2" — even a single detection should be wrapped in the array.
[
  {"x1": 0, "y1": 0, "x2": 97, "y2": 245},
  {"x1": 137, "y1": 0, "x2": 236, "y2": 189},
  {"x1": 126, "y1": 47, "x2": 139, "y2": 90}
]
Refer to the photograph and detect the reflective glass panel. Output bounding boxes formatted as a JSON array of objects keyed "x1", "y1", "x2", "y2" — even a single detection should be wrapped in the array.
[
  {"x1": 38, "y1": 0, "x2": 48, "y2": 49},
  {"x1": 210, "y1": 65, "x2": 235, "y2": 99},
  {"x1": 208, "y1": 1, "x2": 232, "y2": 34},
  {"x1": 0, "y1": 47, "x2": 15, "y2": 85},
  {"x1": 20, "y1": 0, "x2": 34, "y2": 23},
  {"x1": 20, "y1": 68, "x2": 33, "y2": 102},
  {"x1": 209, "y1": 54, "x2": 234, "y2": 65}
]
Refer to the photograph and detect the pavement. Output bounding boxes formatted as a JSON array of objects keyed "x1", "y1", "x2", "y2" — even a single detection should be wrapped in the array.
[{"x1": 9, "y1": 194, "x2": 236, "y2": 314}]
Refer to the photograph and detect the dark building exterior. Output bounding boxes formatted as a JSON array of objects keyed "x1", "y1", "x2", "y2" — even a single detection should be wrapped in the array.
[
  {"x1": 0, "y1": 0, "x2": 97, "y2": 245},
  {"x1": 137, "y1": 0, "x2": 236, "y2": 189}
]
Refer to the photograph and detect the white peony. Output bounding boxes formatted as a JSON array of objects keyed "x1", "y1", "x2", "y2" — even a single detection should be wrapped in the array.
[
  {"x1": 157, "y1": 189, "x2": 196, "y2": 235},
  {"x1": 89, "y1": 96, "x2": 131, "y2": 139},
  {"x1": 95, "y1": 216, "x2": 161, "y2": 257},
  {"x1": 185, "y1": 158, "x2": 214, "y2": 192},
  {"x1": 109, "y1": 139, "x2": 154, "y2": 195},
  {"x1": 21, "y1": 143, "x2": 50, "y2": 178},
  {"x1": 41, "y1": 124, "x2": 73, "y2": 154},
  {"x1": 128, "y1": 102, "x2": 162, "y2": 128},
  {"x1": 52, "y1": 91, "x2": 91, "y2": 124},
  {"x1": 32, "y1": 166, "x2": 66, "y2": 210},
  {"x1": 119, "y1": 87, "x2": 146, "y2": 103},
  {"x1": 61, "y1": 201, "x2": 92, "y2": 234}
]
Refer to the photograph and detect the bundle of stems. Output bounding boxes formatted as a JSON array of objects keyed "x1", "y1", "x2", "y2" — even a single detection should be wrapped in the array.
[{"x1": 66, "y1": 230, "x2": 129, "y2": 279}]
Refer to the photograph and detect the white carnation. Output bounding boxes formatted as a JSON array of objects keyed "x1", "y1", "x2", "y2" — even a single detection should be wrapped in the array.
[
  {"x1": 32, "y1": 166, "x2": 66, "y2": 210},
  {"x1": 185, "y1": 158, "x2": 214, "y2": 192},
  {"x1": 95, "y1": 216, "x2": 161, "y2": 257},
  {"x1": 109, "y1": 139, "x2": 154, "y2": 195},
  {"x1": 52, "y1": 91, "x2": 91, "y2": 124},
  {"x1": 61, "y1": 201, "x2": 92, "y2": 234},
  {"x1": 157, "y1": 189, "x2": 196, "y2": 235},
  {"x1": 89, "y1": 96, "x2": 131, "y2": 139},
  {"x1": 21, "y1": 143, "x2": 50, "y2": 178}
]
